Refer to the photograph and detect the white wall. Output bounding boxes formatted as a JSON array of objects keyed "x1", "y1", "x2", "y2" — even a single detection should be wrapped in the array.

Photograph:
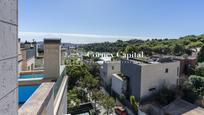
[
  {"x1": 111, "y1": 74, "x2": 123, "y2": 96},
  {"x1": 100, "y1": 61, "x2": 121, "y2": 86},
  {"x1": 140, "y1": 61, "x2": 180, "y2": 100},
  {"x1": 0, "y1": 0, "x2": 18, "y2": 114},
  {"x1": 27, "y1": 57, "x2": 35, "y2": 70}
]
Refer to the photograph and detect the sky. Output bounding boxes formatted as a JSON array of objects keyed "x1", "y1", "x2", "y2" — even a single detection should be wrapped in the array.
[{"x1": 19, "y1": 0, "x2": 204, "y2": 43}]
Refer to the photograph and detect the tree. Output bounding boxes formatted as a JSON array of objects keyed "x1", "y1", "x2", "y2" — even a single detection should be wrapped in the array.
[
  {"x1": 101, "y1": 96, "x2": 115, "y2": 115},
  {"x1": 195, "y1": 66, "x2": 204, "y2": 77},
  {"x1": 189, "y1": 75, "x2": 204, "y2": 96},
  {"x1": 197, "y1": 46, "x2": 204, "y2": 62},
  {"x1": 92, "y1": 90, "x2": 105, "y2": 113},
  {"x1": 182, "y1": 75, "x2": 204, "y2": 102},
  {"x1": 172, "y1": 44, "x2": 185, "y2": 56},
  {"x1": 78, "y1": 73, "x2": 99, "y2": 91}
]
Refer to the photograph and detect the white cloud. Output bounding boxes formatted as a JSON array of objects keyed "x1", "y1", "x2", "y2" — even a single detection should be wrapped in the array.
[{"x1": 19, "y1": 31, "x2": 152, "y2": 44}]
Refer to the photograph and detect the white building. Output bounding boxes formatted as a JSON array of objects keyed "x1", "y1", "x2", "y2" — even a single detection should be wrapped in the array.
[{"x1": 100, "y1": 61, "x2": 121, "y2": 92}]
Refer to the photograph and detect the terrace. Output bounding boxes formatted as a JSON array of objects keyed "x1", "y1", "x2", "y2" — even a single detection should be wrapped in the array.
[
  {"x1": 18, "y1": 66, "x2": 68, "y2": 115},
  {"x1": 18, "y1": 39, "x2": 68, "y2": 115}
]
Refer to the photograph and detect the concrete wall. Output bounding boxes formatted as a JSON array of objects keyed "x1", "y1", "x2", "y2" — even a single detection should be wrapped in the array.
[
  {"x1": 56, "y1": 83, "x2": 67, "y2": 115},
  {"x1": 140, "y1": 61, "x2": 180, "y2": 100},
  {"x1": 121, "y1": 60, "x2": 141, "y2": 101},
  {"x1": 44, "y1": 39, "x2": 61, "y2": 79},
  {"x1": 0, "y1": 0, "x2": 18, "y2": 114}
]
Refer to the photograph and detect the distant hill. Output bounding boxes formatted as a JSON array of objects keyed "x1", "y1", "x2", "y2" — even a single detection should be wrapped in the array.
[{"x1": 80, "y1": 34, "x2": 204, "y2": 56}]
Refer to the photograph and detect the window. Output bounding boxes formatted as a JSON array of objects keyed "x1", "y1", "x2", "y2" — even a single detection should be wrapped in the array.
[
  {"x1": 149, "y1": 88, "x2": 156, "y2": 92},
  {"x1": 112, "y1": 66, "x2": 114, "y2": 70},
  {"x1": 177, "y1": 67, "x2": 179, "y2": 76},
  {"x1": 165, "y1": 68, "x2": 168, "y2": 73}
]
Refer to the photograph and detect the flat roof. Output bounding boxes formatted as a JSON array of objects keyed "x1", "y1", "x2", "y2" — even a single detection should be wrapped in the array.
[{"x1": 44, "y1": 39, "x2": 61, "y2": 44}]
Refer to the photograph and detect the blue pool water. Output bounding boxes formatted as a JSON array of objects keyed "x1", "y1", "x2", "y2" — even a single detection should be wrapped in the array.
[
  {"x1": 18, "y1": 85, "x2": 39, "y2": 104},
  {"x1": 18, "y1": 74, "x2": 45, "y2": 104},
  {"x1": 18, "y1": 74, "x2": 45, "y2": 79}
]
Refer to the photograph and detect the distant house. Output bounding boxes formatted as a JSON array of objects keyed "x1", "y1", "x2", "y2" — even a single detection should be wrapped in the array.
[
  {"x1": 18, "y1": 39, "x2": 36, "y2": 71},
  {"x1": 100, "y1": 61, "x2": 121, "y2": 92},
  {"x1": 21, "y1": 48, "x2": 35, "y2": 71},
  {"x1": 120, "y1": 57, "x2": 180, "y2": 101}
]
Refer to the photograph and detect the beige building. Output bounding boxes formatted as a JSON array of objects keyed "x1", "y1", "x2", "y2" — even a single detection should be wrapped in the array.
[{"x1": 44, "y1": 39, "x2": 61, "y2": 79}]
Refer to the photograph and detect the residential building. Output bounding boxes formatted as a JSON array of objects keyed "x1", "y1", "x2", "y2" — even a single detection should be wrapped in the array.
[
  {"x1": 173, "y1": 56, "x2": 197, "y2": 76},
  {"x1": 0, "y1": 0, "x2": 18, "y2": 114},
  {"x1": 18, "y1": 39, "x2": 68, "y2": 115},
  {"x1": 120, "y1": 58, "x2": 180, "y2": 101},
  {"x1": 21, "y1": 47, "x2": 35, "y2": 71},
  {"x1": 100, "y1": 61, "x2": 121, "y2": 92}
]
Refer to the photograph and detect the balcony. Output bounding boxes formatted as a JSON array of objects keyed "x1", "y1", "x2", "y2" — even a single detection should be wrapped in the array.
[{"x1": 18, "y1": 65, "x2": 68, "y2": 115}]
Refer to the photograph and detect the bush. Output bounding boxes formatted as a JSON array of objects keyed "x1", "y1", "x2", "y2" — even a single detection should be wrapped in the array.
[
  {"x1": 197, "y1": 46, "x2": 204, "y2": 62},
  {"x1": 182, "y1": 75, "x2": 204, "y2": 102},
  {"x1": 155, "y1": 86, "x2": 175, "y2": 105}
]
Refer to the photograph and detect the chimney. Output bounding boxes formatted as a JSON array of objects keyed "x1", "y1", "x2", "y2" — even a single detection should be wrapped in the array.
[{"x1": 44, "y1": 39, "x2": 61, "y2": 79}]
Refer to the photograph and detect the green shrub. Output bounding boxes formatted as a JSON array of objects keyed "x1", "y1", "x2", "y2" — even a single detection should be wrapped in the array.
[{"x1": 155, "y1": 86, "x2": 175, "y2": 105}]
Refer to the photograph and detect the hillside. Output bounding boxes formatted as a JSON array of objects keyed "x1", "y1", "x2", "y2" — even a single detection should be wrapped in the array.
[{"x1": 81, "y1": 34, "x2": 204, "y2": 56}]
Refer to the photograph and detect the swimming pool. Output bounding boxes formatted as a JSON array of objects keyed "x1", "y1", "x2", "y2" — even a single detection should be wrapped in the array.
[
  {"x1": 18, "y1": 73, "x2": 45, "y2": 104},
  {"x1": 18, "y1": 74, "x2": 45, "y2": 79},
  {"x1": 18, "y1": 85, "x2": 39, "y2": 104}
]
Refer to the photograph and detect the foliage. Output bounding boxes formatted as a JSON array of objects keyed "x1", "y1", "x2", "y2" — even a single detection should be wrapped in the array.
[
  {"x1": 172, "y1": 44, "x2": 185, "y2": 56},
  {"x1": 67, "y1": 87, "x2": 82, "y2": 109},
  {"x1": 77, "y1": 73, "x2": 99, "y2": 90},
  {"x1": 155, "y1": 86, "x2": 175, "y2": 105},
  {"x1": 197, "y1": 46, "x2": 204, "y2": 62},
  {"x1": 182, "y1": 75, "x2": 204, "y2": 102},
  {"x1": 86, "y1": 63, "x2": 100, "y2": 77},
  {"x1": 195, "y1": 66, "x2": 204, "y2": 77},
  {"x1": 130, "y1": 96, "x2": 139, "y2": 112},
  {"x1": 100, "y1": 95, "x2": 115, "y2": 115},
  {"x1": 189, "y1": 75, "x2": 204, "y2": 96},
  {"x1": 81, "y1": 34, "x2": 204, "y2": 56},
  {"x1": 66, "y1": 65, "x2": 88, "y2": 89}
]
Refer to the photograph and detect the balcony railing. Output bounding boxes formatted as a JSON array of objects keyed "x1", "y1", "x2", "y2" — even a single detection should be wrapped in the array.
[
  {"x1": 18, "y1": 65, "x2": 68, "y2": 115},
  {"x1": 53, "y1": 65, "x2": 66, "y2": 99}
]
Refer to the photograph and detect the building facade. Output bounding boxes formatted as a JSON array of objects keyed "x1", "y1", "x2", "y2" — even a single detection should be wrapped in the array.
[
  {"x1": 100, "y1": 61, "x2": 121, "y2": 91},
  {"x1": 0, "y1": 0, "x2": 18, "y2": 114},
  {"x1": 121, "y1": 58, "x2": 180, "y2": 101}
]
